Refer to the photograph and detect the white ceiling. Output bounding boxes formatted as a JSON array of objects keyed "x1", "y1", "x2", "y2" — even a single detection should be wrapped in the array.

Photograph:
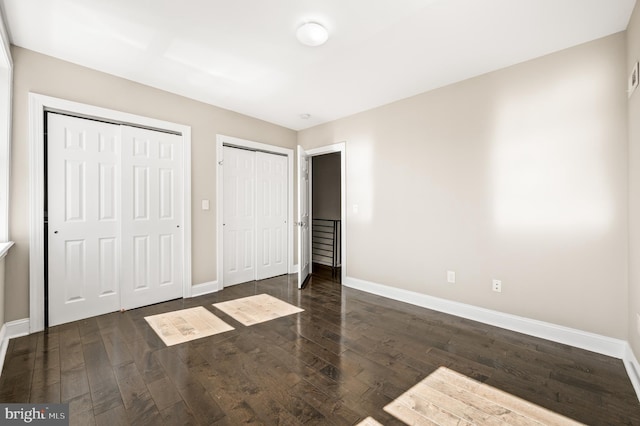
[{"x1": 0, "y1": 0, "x2": 636, "y2": 130}]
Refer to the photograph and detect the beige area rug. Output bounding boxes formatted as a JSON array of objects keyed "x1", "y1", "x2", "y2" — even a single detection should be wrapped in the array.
[
  {"x1": 212, "y1": 293, "x2": 304, "y2": 326},
  {"x1": 359, "y1": 366, "x2": 583, "y2": 426},
  {"x1": 144, "y1": 306, "x2": 234, "y2": 346}
]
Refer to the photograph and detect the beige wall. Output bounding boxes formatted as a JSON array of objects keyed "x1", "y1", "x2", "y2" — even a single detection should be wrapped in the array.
[
  {"x1": 4, "y1": 28, "x2": 634, "y2": 341},
  {"x1": 628, "y1": 2, "x2": 640, "y2": 356},
  {"x1": 312, "y1": 153, "x2": 341, "y2": 221},
  {"x1": 6, "y1": 46, "x2": 296, "y2": 322},
  {"x1": 299, "y1": 33, "x2": 629, "y2": 338}
]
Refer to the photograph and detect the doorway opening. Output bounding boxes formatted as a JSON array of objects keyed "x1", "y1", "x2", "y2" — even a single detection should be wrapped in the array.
[
  {"x1": 297, "y1": 143, "x2": 346, "y2": 288},
  {"x1": 311, "y1": 152, "x2": 341, "y2": 282}
]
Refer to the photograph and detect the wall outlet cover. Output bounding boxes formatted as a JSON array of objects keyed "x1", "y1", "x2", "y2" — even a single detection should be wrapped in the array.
[{"x1": 447, "y1": 270, "x2": 455, "y2": 283}]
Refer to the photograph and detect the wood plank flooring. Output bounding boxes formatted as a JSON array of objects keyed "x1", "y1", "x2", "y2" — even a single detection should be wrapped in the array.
[{"x1": 1, "y1": 270, "x2": 639, "y2": 425}]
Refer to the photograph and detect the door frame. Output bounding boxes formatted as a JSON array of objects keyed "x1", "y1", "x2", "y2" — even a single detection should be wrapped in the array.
[
  {"x1": 304, "y1": 142, "x2": 346, "y2": 285},
  {"x1": 216, "y1": 134, "x2": 294, "y2": 288},
  {"x1": 28, "y1": 93, "x2": 192, "y2": 333}
]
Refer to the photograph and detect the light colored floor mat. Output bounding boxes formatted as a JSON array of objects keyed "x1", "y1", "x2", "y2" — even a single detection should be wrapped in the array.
[
  {"x1": 381, "y1": 366, "x2": 583, "y2": 425},
  {"x1": 212, "y1": 293, "x2": 304, "y2": 326},
  {"x1": 144, "y1": 306, "x2": 234, "y2": 346}
]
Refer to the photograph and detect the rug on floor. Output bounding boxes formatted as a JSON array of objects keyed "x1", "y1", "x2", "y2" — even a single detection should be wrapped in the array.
[
  {"x1": 212, "y1": 293, "x2": 304, "y2": 326},
  {"x1": 144, "y1": 306, "x2": 234, "y2": 346},
  {"x1": 381, "y1": 366, "x2": 583, "y2": 425}
]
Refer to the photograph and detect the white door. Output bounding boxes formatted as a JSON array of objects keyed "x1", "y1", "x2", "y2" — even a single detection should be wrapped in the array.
[
  {"x1": 256, "y1": 152, "x2": 287, "y2": 280},
  {"x1": 297, "y1": 146, "x2": 311, "y2": 288},
  {"x1": 120, "y1": 126, "x2": 184, "y2": 309},
  {"x1": 223, "y1": 146, "x2": 256, "y2": 286},
  {"x1": 48, "y1": 114, "x2": 121, "y2": 326},
  {"x1": 48, "y1": 115, "x2": 185, "y2": 326}
]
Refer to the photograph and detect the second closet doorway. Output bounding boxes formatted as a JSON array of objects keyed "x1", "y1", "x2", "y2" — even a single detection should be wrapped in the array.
[{"x1": 222, "y1": 145, "x2": 288, "y2": 286}]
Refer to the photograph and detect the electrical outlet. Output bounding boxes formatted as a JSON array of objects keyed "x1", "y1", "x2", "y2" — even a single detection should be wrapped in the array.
[
  {"x1": 492, "y1": 279, "x2": 502, "y2": 293},
  {"x1": 447, "y1": 271, "x2": 455, "y2": 284},
  {"x1": 636, "y1": 314, "x2": 640, "y2": 337}
]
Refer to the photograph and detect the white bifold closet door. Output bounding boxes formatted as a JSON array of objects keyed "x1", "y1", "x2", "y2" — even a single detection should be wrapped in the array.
[
  {"x1": 120, "y1": 125, "x2": 183, "y2": 309},
  {"x1": 48, "y1": 115, "x2": 121, "y2": 326},
  {"x1": 47, "y1": 113, "x2": 183, "y2": 326},
  {"x1": 256, "y1": 150, "x2": 287, "y2": 280},
  {"x1": 223, "y1": 146, "x2": 287, "y2": 286}
]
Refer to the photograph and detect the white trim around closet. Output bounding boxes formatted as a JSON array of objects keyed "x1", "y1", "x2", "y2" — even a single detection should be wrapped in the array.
[{"x1": 28, "y1": 93, "x2": 192, "y2": 333}]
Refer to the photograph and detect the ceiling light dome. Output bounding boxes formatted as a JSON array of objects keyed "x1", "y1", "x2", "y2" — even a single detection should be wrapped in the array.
[{"x1": 296, "y1": 22, "x2": 329, "y2": 47}]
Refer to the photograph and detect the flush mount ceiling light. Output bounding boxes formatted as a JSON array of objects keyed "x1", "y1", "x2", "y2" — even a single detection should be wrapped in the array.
[{"x1": 296, "y1": 22, "x2": 329, "y2": 47}]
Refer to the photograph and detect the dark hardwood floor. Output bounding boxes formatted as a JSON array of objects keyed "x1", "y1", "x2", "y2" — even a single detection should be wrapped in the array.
[{"x1": 1, "y1": 270, "x2": 639, "y2": 425}]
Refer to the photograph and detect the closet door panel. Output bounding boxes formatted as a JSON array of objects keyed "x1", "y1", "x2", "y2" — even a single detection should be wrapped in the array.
[
  {"x1": 47, "y1": 114, "x2": 121, "y2": 326},
  {"x1": 121, "y1": 126, "x2": 183, "y2": 309},
  {"x1": 223, "y1": 146, "x2": 256, "y2": 286},
  {"x1": 222, "y1": 147, "x2": 288, "y2": 286},
  {"x1": 256, "y1": 151, "x2": 287, "y2": 280}
]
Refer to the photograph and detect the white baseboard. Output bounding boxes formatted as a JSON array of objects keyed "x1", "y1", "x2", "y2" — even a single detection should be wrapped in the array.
[
  {"x1": 624, "y1": 344, "x2": 640, "y2": 401},
  {"x1": 6, "y1": 318, "x2": 30, "y2": 338},
  {"x1": 0, "y1": 318, "x2": 30, "y2": 376},
  {"x1": 0, "y1": 324, "x2": 6, "y2": 374},
  {"x1": 343, "y1": 276, "x2": 626, "y2": 359},
  {"x1": 190, "y1": 281, "x2": 221, "y2": 297},
  {"x1": 291, "y1": 264, "x2": 299, "y2": 274}
]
